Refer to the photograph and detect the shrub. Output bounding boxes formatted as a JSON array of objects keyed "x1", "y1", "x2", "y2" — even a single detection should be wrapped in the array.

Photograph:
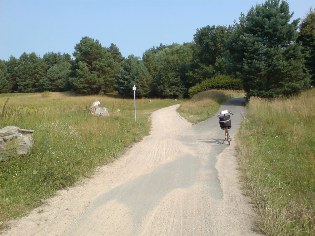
[{"x1": 188, "y1": 75, "x2": 243, "y2": 97}]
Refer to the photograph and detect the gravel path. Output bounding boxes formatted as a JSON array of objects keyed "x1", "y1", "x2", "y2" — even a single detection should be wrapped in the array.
[{"x1": 2, "y1": 98, "x2": 260, "y2": 236}]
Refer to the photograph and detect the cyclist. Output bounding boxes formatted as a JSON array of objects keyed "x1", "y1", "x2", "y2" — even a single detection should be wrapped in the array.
[{"x1": 217, "y1": 110, "x2": 234, "y2": 143}]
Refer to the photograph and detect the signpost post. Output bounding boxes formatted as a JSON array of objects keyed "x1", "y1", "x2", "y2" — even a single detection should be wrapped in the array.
[{"x1": 133, "y1": 85, "x2": 137, "y2": 122}]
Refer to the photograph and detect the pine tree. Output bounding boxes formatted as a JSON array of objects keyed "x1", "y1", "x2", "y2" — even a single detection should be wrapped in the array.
[
  {"x1": 71, "y1": 37, "x2": 122, "y2": 94},
  {"x1": 298, "y1": 9, "x2": 315, "y2": 85},
  {"x1": 0, "y1": 60, "x2": 11, "y2": 93},
  {"x1": 15, "y1": 53, "x2": 47, "y2": 93},
  {"x1": 115, "y1": 56, "x2": 151, "y2": 98},
  {"x1": 231, "y1": 0, "x2": 310, "y2": 98}
]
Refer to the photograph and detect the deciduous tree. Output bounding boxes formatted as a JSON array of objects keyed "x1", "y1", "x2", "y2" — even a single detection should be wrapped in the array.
[
  {"x1": 143, "y1": 44, "x2": 193, "y2": 98},
  {"x1": 189, "y1": 25, "x2": 231, "y2": 82}
]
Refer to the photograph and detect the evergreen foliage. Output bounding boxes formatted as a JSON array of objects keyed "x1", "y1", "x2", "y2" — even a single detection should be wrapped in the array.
[
  {"x1": 69, "y1": 61, "x2": 101, "y2": 95},
  {"x1": 0, "y1": 60, "x2": 11, "y2": 93},
  {"x1": 115, "y1": 55, "x2": 152, "y2": 98},
  {"x1": 71, "y1": 37, "x2": 121, "y2": 94},
  {"x1": 40, "y1": 52, "x2": 72, "y2": 91},
  {"x1": 229, "y1": 0, "x2": 310, "y2": 98},
  {"x1": 5, "y1": 56, "x2": 19, "y2": 92},
  {"x1": 41, "y1": 61, "x2": 71, "y2": 92},
  {"x1": 298, "y1": 9, "x2": 315, "y2": 85},
  {"x1": 15, "y1": 53, "x2": 46, "y2": 93}
]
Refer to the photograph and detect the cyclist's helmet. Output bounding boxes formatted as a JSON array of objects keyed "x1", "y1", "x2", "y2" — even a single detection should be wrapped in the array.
[{"x1": 220, "y1": 110, "x2": 229, "y2": 115}]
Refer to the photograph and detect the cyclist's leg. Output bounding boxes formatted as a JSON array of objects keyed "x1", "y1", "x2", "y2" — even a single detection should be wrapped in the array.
[{"x1": 224, "y1": 127, "x2": 228, "y2": 140}]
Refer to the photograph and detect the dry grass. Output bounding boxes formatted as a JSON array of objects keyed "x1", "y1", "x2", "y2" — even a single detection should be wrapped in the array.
[
  {"x1": 238, "y1": 88, "x2": 315, "y2": 235},
  {"x1": 178, "y1": 90, "x2": 244, "y2": 123},
  {"x1": 0, "y1": 92, "x2": 177, "y2": 231}
]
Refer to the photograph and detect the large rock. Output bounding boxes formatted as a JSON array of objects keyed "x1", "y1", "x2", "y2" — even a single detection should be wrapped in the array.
[
  {"x1": 94, "y1": 106, "x2": 109, "y2": 116},
  {"x1": 90, "y1": 100, "x2": 109, "y2": 117},
  {"x1": 0, "y1": 126, "x2": 34, "y2": 161}
]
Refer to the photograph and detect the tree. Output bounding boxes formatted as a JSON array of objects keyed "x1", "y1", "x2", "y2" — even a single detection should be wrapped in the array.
[
  {"x1": 69, "y1": 61, "x2": 101, "y2": 94},
  {"x1": 6, "y1": 56, "x2": 20, "y2": 92},
  {"x1": 43, "y1": 52, "x2": 72, "y2": 68},
  {"x1": 94, "y1": 53, "x2": 118, "y2": 93},
  {"x1": 230, "y1": 0, "x2": 310, "y2": 98},
  {"x1": 0, "y1": 60, "x2": 11, "y2": 93},
  {"x1": 143, "y1": 44, "x2": 193, "y2": 98},
  {"x1": 73, "y1": 37, "x2": 104, "y2": 70},
  {"x1": 189, "y1": 25, "x2": 231, "y2": 82},
  {"x1": 40, "y1": 61, "x2": 72, "y2": 91},
  {"x1": 39, "y1": 52, "x2": 73, "y2": 91},
  {"x1": 115, "y1": 55, "x2": 152, "y2": 98},
  {"x1": 108, "y1": 43, "x2": 124, "y2": 64},
  {"x1": 15, "y1": 53, "x2": 46, "y2": 93},
  {"x1": 298, "y1": 9, "x2": 315, "y2": 85},
  {"x1": 71, "y1": 37, "x2": 121, "y2": 94}
]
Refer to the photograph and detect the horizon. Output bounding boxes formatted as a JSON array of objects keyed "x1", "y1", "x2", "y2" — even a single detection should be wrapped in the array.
[{"x1": 1, "y1": 0, "x2": 314, "y2": 60}]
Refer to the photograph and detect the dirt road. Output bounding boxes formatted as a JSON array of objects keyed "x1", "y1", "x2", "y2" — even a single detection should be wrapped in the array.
[{"x1": 3, "y1": 98, "x2": 260, "y2": 236}]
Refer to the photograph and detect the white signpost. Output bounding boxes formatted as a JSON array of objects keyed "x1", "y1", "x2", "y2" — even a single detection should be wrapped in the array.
[{"x1": 133, "y1": 85, "x2": 137, "y2": 122}]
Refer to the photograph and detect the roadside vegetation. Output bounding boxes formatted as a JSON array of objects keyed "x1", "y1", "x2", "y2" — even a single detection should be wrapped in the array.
[
  {"x1": 237, "y1": 88, "x2": 315, "y2": 235},
  {"x1": 0, "y1": 92, "x2": 177, "y2": 230},
  {"x1": 178, "y1": 90, "x2": 244, "y2": 124}
]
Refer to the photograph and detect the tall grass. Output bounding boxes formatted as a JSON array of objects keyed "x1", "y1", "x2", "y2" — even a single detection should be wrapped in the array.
[
  {"x1": 0, "y1": 92, "x2": 177, "y2": 230},
  {"x1": 178, "y1": 90, "x2": 244, "y2": 123},
  {"x1": 238, "y1": 89, "x2": 315, "y2": 235}
]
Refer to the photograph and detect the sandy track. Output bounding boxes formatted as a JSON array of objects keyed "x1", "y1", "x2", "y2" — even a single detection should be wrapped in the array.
[{"x1": 2, "y1": 99, "x2": 260, "y2": 236}]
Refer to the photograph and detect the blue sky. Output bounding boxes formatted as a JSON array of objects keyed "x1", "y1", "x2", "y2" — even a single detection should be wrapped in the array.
[{"x1": 1, "y1": 0, "x2": 314, "y2": 60}]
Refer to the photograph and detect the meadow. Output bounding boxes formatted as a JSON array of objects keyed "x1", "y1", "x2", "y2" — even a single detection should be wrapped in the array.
[
  {"x1": 0, "y1": 92, "x2": 178, "y2": 230},
  {"x1": 2, "y1": 89, "x2": 313, "y2": 235},
  {"x1": 0, "y1": 89, "x2": 239, "y2": 230},
  {"x1": 237, "y1": 89, "x2": 315, "y2": 235}
]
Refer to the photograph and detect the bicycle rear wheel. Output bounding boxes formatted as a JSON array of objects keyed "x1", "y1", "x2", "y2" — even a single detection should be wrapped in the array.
[{"x1": 228, "y1": 133, "x2": 231, "y2": 145}]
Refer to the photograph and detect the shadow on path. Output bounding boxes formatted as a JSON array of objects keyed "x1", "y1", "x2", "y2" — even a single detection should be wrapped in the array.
[{"x1": 223, "y1": 97, "x2": 246, "y2": 107}]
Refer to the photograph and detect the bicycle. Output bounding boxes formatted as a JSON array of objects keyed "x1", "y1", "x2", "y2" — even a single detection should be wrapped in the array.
[
  {"x1": 217, "y1": 110, "x2": 233, "y2": 145},
  {"x1": 224, "y1": 127, "x2": 232, "y2": 145}
]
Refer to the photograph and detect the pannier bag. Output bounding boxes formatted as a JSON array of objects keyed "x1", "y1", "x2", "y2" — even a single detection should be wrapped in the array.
[{"x1": 218, "y1": 114, "x2": 231, "y2": 129}]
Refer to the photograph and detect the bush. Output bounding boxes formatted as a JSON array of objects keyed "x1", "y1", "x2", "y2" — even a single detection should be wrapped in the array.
[{"x1": 188, "y1": 75, "x2": 243, "y2": 97}]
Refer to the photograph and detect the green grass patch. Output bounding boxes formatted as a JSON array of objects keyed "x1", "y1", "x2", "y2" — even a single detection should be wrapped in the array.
[
  {"x1": 178, "y1": 90, "x2": 244, "y2": 124},
  {"x1": 0, "y1": 92, "x2": 177, "y2": 230},
  {"x1": 237, "y1": 88, "x2": 315, "y2": 235}
]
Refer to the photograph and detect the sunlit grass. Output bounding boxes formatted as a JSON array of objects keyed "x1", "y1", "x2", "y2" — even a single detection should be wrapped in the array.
[
  {"x1": 0, "y1": 92, "x2": 177, "y2": 230},
  {"x1": 237, "y1": 88, "x2": 315, "y2": 235},
  {"x1": 178, "y1": 90, "x2": 244, "y2": 123}
]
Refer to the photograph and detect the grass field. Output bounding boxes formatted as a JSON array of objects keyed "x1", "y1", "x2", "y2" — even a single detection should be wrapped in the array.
[
  {"x1": 237, "y1": 89, "x2": 315, "y2": 235},
  {"x1": 177, "y1": 90, "x2": 244, "y2": 123},
  {"x1": 0, "y1": 92, "x2": 178, "y2": 230},
  {"x1": 4, "y1": 88, "x2": 311, "y2": 235}
]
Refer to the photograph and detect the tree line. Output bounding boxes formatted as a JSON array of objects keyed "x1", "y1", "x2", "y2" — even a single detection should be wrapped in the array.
[{"x1": 0, "y1": 0, "x2": 314, "y2": 99}]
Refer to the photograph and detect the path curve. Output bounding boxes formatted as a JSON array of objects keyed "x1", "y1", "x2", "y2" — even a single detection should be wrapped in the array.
[{"x1": 2, "y1": 98, "x2": 260, "y2": 236}]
